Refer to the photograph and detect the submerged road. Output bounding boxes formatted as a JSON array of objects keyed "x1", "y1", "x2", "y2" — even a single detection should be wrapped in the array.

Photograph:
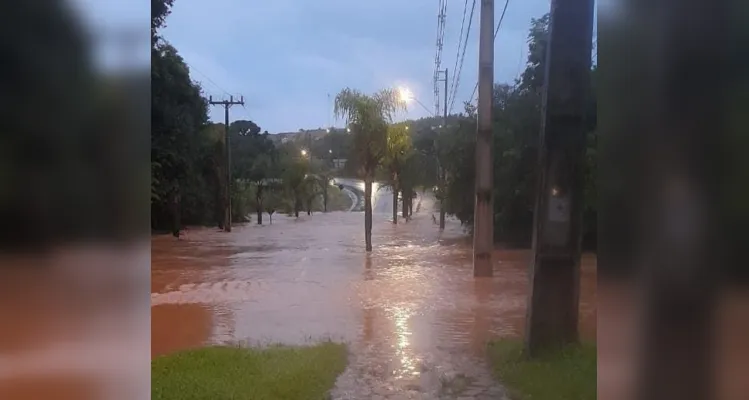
[{"x1": 151, "y1": 190, "x2": 597, "y2": 399}]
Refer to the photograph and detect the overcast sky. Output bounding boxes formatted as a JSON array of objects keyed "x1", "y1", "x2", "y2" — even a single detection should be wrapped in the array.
[{"x1": 73, "y1": 0, "x2": 598, "y2": 133}]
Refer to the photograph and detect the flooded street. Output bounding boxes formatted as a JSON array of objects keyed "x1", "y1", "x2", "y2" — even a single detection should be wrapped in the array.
[{"x1": 152, "y1": 191, "x2": 597, "y2": 399}]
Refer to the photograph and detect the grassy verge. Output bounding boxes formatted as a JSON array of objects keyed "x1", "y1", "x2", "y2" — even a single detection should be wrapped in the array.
[
  {"x1": 488, "y1": 340, "x2": 596, "y2": 400},
  {"x1": 152, "y1": 342, "x2": 347, "y2": 400}
]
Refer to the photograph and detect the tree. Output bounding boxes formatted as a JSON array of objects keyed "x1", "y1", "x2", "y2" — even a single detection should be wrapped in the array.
[
  {"x1": 396, "y1": 152, "x2": 424, "y2": 220},
  {"x1": 265, "y1": 188, "x2": 280, "y2": 224},
  {"x1": 151, "y1": 2, "x2": 274, "y2": 233},
  {"x1": 334, "y1": 88, "x2": 404, "y2": 251},
  {"x1": 318, "y1": 171, "x2": 333, "y2": 212},
  {"x1": 304, "y1": 158, "x2": 333, "y2": 213},
  {"x1": 382, "y1": 123, "x2": 412, "y2": 223},
  {"x1": 303, "y1": 174, "x2": 318, "y2": 215},
  {"x1": 411, "y1": 12, "x2": 601, "y2": 249},
  {"x1": 151, "y1": 22, "x2": 211, "y2": 233},
  {"x1": 280, "y1": 155, "x2": 308, "y2": 218},
  {"x1": 252, "y1": 156, "x2": 272, "y2": 224},
  {"x1": 227, "y1": 120, "x2": 276, "y2": 224}
]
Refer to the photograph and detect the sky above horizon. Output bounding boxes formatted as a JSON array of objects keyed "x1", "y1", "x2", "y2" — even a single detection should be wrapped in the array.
[{"x1": 74, "y1": 0, "x2": 595, "y2": 134}]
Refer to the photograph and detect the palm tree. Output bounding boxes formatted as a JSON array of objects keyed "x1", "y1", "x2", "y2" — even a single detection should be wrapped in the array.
[
  {"x1": 334, "y1": 88, "x2": 404, "y2": 251},
  {"x1": 383, "y1": 123, "x2": 412, "y2": 224}
]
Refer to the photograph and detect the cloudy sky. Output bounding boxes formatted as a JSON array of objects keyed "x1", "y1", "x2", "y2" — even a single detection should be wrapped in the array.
[{"x1": 76, "y1": 0, "x2": 571, "y2": 133}]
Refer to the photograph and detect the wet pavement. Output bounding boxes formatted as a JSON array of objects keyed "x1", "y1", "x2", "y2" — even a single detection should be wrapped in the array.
[{"x1": 151, "y1": 191, "x2": 597, "y2": 399}]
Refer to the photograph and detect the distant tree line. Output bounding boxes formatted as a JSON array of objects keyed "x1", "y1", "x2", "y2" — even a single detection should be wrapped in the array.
[
  {"x1": 152, "y1": 4, "x2": 596, "y2": 249},
  {"x1": 151, "y1": 0, "x2": 350, "y2": 233}
]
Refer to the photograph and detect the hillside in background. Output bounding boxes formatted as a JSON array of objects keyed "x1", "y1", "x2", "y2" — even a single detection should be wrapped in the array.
[
  {"x1": 269, "y1": 128, "x2": 330, "y2": 145},
  {"x1": 270, "y1": 115, "x2": 450, "y2": 145}
]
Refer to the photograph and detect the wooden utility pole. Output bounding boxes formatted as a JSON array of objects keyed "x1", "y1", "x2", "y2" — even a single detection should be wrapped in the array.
[
  {"x1": 473, "y1": 0, "x2": 494, "y2": 277},
  {"x1": 525, "y1": 0, "x2": 594, "y2": 356},
  {"x1": 209, "y1": 95, "x2": 245, "y2": 232},
  {"x1": 435, "y1": 69, "x2": 448, "y2": 230}
]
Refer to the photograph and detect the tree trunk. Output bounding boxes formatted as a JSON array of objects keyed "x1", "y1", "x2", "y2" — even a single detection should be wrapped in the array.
[
  {"x1": 256, "y1": 187, "x2": 264, "y2": 225},
  {"x1": 269, "y1": 213, "x2": 273, "y2": 224},
  {"x1": 364, "y1": 177, "x2": 373, "y2": 252},
  {"x1": 170, "y1": 186, "x2": 181, "y2": 238},
  {"x1": 392, "y1": 185, "x2": 398, "y2": 224},
  {"x1": 323, "y1": 184, "x2": 328, "y2": 212},
  {"x1": 294, "y1": 195, "x2": 300, "y2": 218},
  {"x1": 439, "y1": 199, "x2": 446, "y2": 229},
  {"x1": 408, "y1": 191, "x2": 414, "y2": 218},
  {"x1": 401, "y1": 189, "x2": 408, "y2": 219}
]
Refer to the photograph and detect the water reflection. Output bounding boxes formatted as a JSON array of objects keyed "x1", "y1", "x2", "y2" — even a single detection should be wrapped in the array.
[
  {"x1": 390, "y1": 305, "x2": 418, "y2": 378},
  {"x1": 151, "y1": 193, "x2": 597, "y2": 397}
]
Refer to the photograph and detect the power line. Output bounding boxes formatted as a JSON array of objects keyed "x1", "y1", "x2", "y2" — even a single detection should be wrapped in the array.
[
  {"x1": 433, "y1": 0, "x2": 448, "y2": 116},
  {"x1": 183, "y1": 61, "x2": 253, "y2": 123},
  {"x1": 186, "y1": 62, "x2": 233, "y2": 97},
  {"x1": 468, "y1": 0, "x2": 510, "y2": 106},
  {"x1": 447, "y1": 0, "x2": 477, "y2": 115},
  {"x1": 447, "y1": 0, "x2": 470, "y2": 107}
]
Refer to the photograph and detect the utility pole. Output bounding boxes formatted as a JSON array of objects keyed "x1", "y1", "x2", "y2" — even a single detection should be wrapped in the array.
[
  {"x1": 525, "y1": 0, "x2": 594, "y2": 356},
  {"x1": 435, "y1": 69, "x2": 449, "y2": 230},
  {"x1": 473, "y1": 0, "x2": 494, "y2": 277},
  {"x1": 209, "y1": 95, "x2": 245, "y2": 233}
]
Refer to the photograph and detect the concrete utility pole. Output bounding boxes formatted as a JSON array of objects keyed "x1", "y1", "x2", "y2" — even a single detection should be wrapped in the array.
[
  {"x1": 525, "y1": 0, "x2": 594, "y2": 356},
  {"x1": 435, "y1": 69, "x2": 449, "y2": 230},
  {"x1": 209, "y1": 95, "x2": 245, "y2": 233},
  {"x1": 473, "y1": 0, "x2": 494, "y2": 277}
]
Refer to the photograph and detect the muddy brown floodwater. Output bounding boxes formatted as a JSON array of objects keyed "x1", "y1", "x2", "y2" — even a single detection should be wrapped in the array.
[{"x1": 151, "y1": 193, "x2": 596, "y2": 399}]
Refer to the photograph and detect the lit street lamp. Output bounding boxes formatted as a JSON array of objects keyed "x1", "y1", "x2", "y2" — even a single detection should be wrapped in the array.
[
  {"x1": 301, "y1": 149, "x2": 308, "y2": 157},
  {"x1": 398, "y1": 87, "x2": 414, "y2": 103},
  {"x1": 398, "y1": 86, "x2": 435, "y2": 116}
]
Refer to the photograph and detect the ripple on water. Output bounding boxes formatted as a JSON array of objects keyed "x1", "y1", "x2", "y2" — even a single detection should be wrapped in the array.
[{"x1": 152, "y1": 199, "x2": 596, "y2": 398}]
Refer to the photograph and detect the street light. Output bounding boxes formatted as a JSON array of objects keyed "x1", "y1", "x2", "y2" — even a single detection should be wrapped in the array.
[
  {"x1": 398, "y1": 87, "x2": 414, "y2": 103},
  {"x1": 346, "y1": 127, "x2": 351, "y2": 133},
  {"x1": 398, "y1": 86, "x2": 435, "y2": 116},
  {"x1": 328, "y1": 149, "x2": 333, "y2": 154},
  {"x1": 301, "y1": 149, "x2": 308, "y2": 157}
]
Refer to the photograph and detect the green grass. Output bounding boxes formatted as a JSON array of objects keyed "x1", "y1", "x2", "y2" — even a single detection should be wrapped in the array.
[
  {"x1": 488, "y1": 340, "x2": 596, "y2": 400},
  {"x1": 152, "y1": 342, "x2": 348, "y2": 400}
]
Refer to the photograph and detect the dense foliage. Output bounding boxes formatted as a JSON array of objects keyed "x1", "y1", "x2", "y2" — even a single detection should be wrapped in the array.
[
  {"x1": 403, "y1": 14, "x2": 598, "y2": 248},
  {"x1": 152, "y1": 4, "x2": 596, "y2": 249},
  {"x1": 151, "y1": 0, "x2": 346, "y2": 232}
]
